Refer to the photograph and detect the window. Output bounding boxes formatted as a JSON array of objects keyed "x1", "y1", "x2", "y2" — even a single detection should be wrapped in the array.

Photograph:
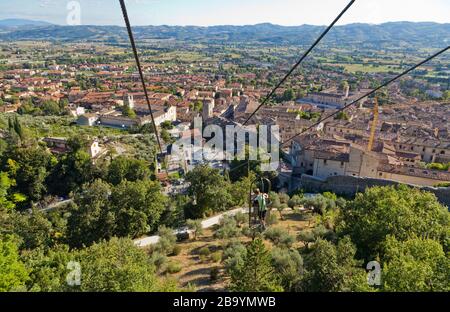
[{"x1": 440, "y1": 151, "x2": 445, "y2": 155}]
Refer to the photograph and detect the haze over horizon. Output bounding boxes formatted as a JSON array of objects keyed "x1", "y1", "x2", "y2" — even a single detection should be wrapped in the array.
[{"x1": 0, "y1": 0, "x2": 449, "y2": 27}]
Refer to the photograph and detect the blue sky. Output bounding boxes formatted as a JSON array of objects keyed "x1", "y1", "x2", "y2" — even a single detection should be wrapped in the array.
[{"x1": 1, "y1": 0, "x2": 449, "y2": 26}]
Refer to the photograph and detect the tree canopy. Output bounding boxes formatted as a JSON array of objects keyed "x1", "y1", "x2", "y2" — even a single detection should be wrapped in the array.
[{"x1": 339, "y1": 185, "x2": 449, "y2": 259}]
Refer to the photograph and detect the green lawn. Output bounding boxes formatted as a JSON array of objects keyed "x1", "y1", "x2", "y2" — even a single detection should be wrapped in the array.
[
  {"x1": 326, "y1": 63, "x2": 401, "y2": 73},
  {"x1": 0, "y1": 113, "x2": 125, "y2": 139}
]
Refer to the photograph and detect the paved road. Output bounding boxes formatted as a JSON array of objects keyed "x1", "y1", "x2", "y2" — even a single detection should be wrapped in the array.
[
  {"x1": 31, "y1": 199, "x2": 73, "y2": 213},
  {"x1": 134, "y1": 207, "x2": 248, "y2": 247}
]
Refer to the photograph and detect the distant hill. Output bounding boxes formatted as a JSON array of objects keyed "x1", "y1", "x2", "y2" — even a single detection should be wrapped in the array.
[
  {"x1": 0, "y1": 21, "x2": 449, "y2": 48},
  {"x1": 0, "y1": 18, "x2": 53, "y2": 27}
]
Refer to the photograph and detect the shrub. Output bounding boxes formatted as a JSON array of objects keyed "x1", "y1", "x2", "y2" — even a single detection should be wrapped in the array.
[
  {"x1": 171, "y1": 245, "x2": 182, "y2": 256},
  {"x1": 266, "y1": 213, "x2": 279, "y2": 225},
  {"x1": 150, "y1": 251, "x2": 167, "y2": 271},
  {"x1": 211, "y1": 251, "x2": 222, "y2": 263},
  {"x1": 234, "y1": 211, "x2": 247, "y2": 227},
  {"x1": 312, "y1": 224, "x2": 329, "y2": 238},
  {"x1": 297, "y1": 225, "x2": 333, "y2": 249},
  {"x1": 214, "y1": 216, "x2": 241, "y2": 239},
  {"x1": 210, "y1": 267, "x2": 220, "y2": 281},
  {"x1": 322, "y1": 192, "x2": 337, "y2": 201},
  {"x1": 279, "y1": 233, "x2": 295, "y2": 248},
  {"x1": 228, "y1": 238, "x2": 283, "y2": 292},
  {"x1": 288, "y1": 195, "x2": 303, "y2": 209},
  {"x1": 300, "y1": 195, "x2": 336, "y2": 215},
  {"x1": 186, "y1": 219, "x2": 203, "y2": 240},
  {"x1": 277, "y1": 203, "x2": 288, "y2": 220},
  {"x1": 241, "y1": 226, "x2": 253, "y2": 238},
  {"x1": 198, "y1": 246, "x2": 211, "y2": 257},
  {"x1": 271, "y1": 247, "x2": 303, "y2": 291},
  {"x1": 278, "y1": 193, "x2": 290, "y2": 204},
  {"x1": 269, "y1": 192, "x2": 280, "y2": 209},
  {"x1": 263, "y1": 227, "x2": 286, "y2": 243},
  {"x1": 166, "y1": 261, "x2": 182, "y2": 274},
  {"x1": 297, "y1": 230, "x2": 315, "y2": 249},
  {"x1": 264, "y1": 227, "x2": 294, "y2": 248},
  {"x1": 223, "y1": 241, "x2": 247, "y2": 276},
  {"x1": 155, "y1": 226, "x2": 177, "y2": 255}
]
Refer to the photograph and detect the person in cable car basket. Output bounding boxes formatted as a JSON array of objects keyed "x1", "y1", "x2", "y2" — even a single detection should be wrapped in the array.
[{"x1": 254, "y1": 188, "x2": 268, "y2": 229}]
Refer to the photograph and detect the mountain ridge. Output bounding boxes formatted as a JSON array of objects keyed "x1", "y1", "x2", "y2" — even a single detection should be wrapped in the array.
[
  {"x1": 0, "y1": 18, "x2": 53, "y2": 27},
  {"x1": 0, "y1": 20, "x2": 448, "y2": 47}
]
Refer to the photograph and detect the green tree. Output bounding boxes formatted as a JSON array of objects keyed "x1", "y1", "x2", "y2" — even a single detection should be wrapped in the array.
[
  {"x1": 339, "y1": 185, "x2": 449, "y2": 259},
  {"x1": 229, "y1": 237, "x2": 283, "y2": 292},
  {"x1": 111, "y1": 180, "x2": 166, "y2": 237},
  {"x1": 186, "y1": 165, "x2": 233, "y2": 218},
  {"x1": 11, "y1": 209, "x2": 54, "y2": 250},
  {"x1": 22, "y1": 244, "x2": 73, "y2": 292},
  {"x1": 48, "y1": 149, "x2": 97, "y2": 196},
  {"x1": 0, "y1": 172, "x2": 16, "y2": 211},
  {"x1": 297, "y1": 230, "x2": 316, "y2": 250},
  {"x1": 160, "y1": 128, "x2": 173, "y2": 143},
  {"x1": 121, "y1": 104, "x2": 136, "y2": 118},
  {"x1": 287, "y1": 194, "x2": 302, "y2": 209},
  {"x1": 281, "y1": 88, "x2": 295, "y2": 101},
  {"x1": 42, "y1": 100, "x2": 61, "y2": 116},
  {"x1": 13, "y1": 116, "x2": 25, "y2": 141},
  {"x1": 186, "y1": 219, "x2": 203, "y2": 240},
  {"x1": 271, "y1": 247, "x2": 303, "y2": 291},
  {"x1": 229, "y1": 171, "x2": 255, "y2": 206},
  {"x1": 300, "y1": 194, "x2": 336, "y2": 215},
  {"x1": 381, "y1": 236, "x2": 449, "y2": 292},
  {"x1": 442, "y1": 90, "x2": 450, "y2": 101},
  {"x1": 335, "y1": 111, "x2": 349, "y2": 120},
  {"x1": 223, "y1": 240, "x2": 247, "y2": 276},
  {"x1": 160, "y1": 121, "x2": 174, "y2": 130},
  {"x1": 301, "y1": 237, "x2": 370, "y2": 292},
  {"x1": 154, "y1": 226, "x2": 177, "y2": 256},
  {"x1": 67, "y1": 180, "x2": 115, "y2": 248},
  {"x1": 4, "y1": 144, "x2": 53, "y2": 204},
  {"x1": 0, "y1": 236, "x2": 29, "y2": 291},
  {"x1": 214, "y1": 215, "x2": 241, "y2": 239},
  {"x1": 107, "y1": 156, "x2": 150, "y2": 186},
  {"x1": 78, "y1": 238, "x2": 177, "y2": 291}
]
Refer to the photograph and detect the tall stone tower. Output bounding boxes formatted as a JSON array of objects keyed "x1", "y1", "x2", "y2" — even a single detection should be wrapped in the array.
[
  {"x1": 124, "y1": 93, "x2": 134, "y2": 109},
  {"x1": 202, "y1": 98, "x2": 215, "y2": 121},
  {"x1": 344, "y1": 85, "x2": 350, "y2": 98}
]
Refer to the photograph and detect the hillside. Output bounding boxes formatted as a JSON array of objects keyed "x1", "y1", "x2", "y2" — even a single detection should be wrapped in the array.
[
  {"x1": 0, "y1": 21, "x2": 448, "y2": 47},
  {"x1": 0, "y1": 18, "x2": 52, "y2": 27}
]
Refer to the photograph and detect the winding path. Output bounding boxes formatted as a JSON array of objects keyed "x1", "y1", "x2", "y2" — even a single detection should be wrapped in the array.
[{"x1": 133, "y1": 207, "x2": 248, "y2": 247}]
